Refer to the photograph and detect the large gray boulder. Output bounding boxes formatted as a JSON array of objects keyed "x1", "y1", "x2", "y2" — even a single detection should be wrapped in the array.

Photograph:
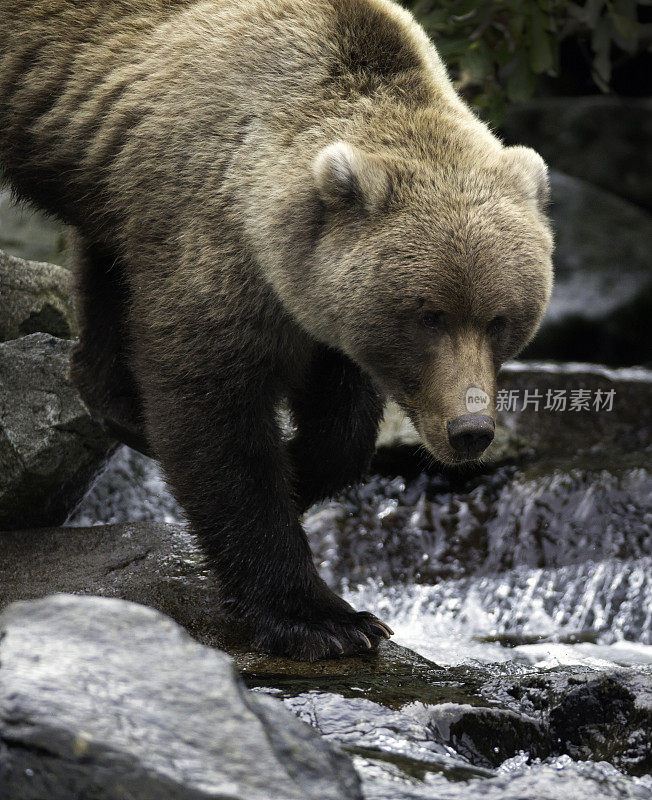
[
  {"x1": 501, "y1": 97, "x2": 652, "y2": 211},
  {"x1": 0, "y1": 248, "x2": 75, "y2": 342},
  {"x1": 547, "y1": 172, "x2": 651, "y2": 322},
  {"x1": 0, "y1": 334, "x2": 115, "y2": 529},
  {"x1": 0, "y1": 594, "x2": 362, "y2": 800},
  {"x1": 523, "y1": 172, "x2": 652, "y2": 365}
]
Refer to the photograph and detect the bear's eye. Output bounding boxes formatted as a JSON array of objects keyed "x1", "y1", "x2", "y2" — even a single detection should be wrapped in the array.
[
  {"x1": 420, "y1": 310, "x2": 445, "y2": 331},
  {"x1": 487, "y1": 316, "x2": 508, "y2": 338}
]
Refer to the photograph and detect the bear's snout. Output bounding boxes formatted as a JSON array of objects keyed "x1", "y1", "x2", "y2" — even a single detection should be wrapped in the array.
[{"x1": 446, "y1": 413, "x2": 495, "y2": 458}]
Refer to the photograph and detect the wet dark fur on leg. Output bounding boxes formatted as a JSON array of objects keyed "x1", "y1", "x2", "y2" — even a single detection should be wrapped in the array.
[
  {"x1": 131, "y1": 313, "x2": 390, "y2": 660},
  {"x1": 289, "y1": 346, "x2": 383, "y2": 514},
  {"x1": 67, "y1": 235, "x2": 147, "y2": 453}
]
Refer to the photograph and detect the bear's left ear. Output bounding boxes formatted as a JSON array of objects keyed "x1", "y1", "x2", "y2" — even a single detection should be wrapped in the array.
[
  {"x1": 502, "y1": 146, "x2": 550, "y2": 211},
  {"x1": 313, "y1": 141, "x2": 390, "y2": 213}
]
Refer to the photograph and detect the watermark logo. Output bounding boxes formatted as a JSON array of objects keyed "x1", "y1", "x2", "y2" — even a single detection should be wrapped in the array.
[
  {"x1": 496, "y1": 388, "x2": 616, "y2": 413},
  {"x1": 466, "y1": 387, "x2": 490, "y2": 413}
]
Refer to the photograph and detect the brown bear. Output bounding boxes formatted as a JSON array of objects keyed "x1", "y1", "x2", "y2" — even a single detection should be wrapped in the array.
[{"x1": 0, "y1": 0, "x2": 553, "y2": 659}]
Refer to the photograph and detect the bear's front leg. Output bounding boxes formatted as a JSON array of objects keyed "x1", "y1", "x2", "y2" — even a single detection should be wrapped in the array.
[
  {"x1": 139, "y1": 360, "x2": 391, "y2": 661},
  {"x1": 289, "y1": 345, "x2": 384, "y2": 513},
  {"x1": 67, "y1": 235, "x2": 148, "y2": 453}
]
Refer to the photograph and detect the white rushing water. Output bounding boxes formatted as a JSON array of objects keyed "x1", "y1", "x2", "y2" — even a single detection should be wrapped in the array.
[
  {"x1": 71, "y1": 439, "x2": 652, "y2": 798},
  {"x1": 358, "y1": 754, "x2": 652, "y2": 800},
  {"x1": 344, "y1": 574, "x2": 652, "y2": 669},
  {"x1": 71, "y1": 445, "x2": 652, "y2": 671}
]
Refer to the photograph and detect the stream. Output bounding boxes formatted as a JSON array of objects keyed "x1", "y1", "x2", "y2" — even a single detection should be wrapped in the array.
[{"x1": 69, "y1": 360, "x2": 652, "y2": 799}]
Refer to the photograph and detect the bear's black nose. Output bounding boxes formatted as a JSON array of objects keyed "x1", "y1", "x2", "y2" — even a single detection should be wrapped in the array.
[{"x1": 446, "y1": 413, "x2": 495, "y2": 457}]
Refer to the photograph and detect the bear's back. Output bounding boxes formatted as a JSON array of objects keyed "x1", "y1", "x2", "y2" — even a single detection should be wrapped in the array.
[{"x1": 0, "y1": 0, "x2": 449, "y2": 225}]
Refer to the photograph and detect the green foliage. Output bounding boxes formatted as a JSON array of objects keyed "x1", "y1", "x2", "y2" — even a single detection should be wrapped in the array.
[{"x1": 405, "y1": 0, "x2": 650, "y2": 120}]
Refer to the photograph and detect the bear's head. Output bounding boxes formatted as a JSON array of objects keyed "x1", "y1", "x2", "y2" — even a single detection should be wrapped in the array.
[{"x1": 259, "y1": 138, "x2": 553, "y2": 465}]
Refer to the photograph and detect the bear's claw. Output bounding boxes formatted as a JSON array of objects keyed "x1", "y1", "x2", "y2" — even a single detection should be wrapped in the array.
[
  {"x1": 250, "y1": 608, "x2": 393, "y2": 662},
  {"x1": 368, "y1": 620, "x2": 394, "y2": 638}
]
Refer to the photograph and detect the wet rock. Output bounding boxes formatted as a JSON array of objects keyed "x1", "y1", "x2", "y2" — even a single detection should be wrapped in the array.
[
  {"x1": 0, "y1": 594, "x2": 361, "y2": 800},
  {"x1": 0, "y1": 521, "x2": 226, "y2": 647},
  {"x1": 239, "y1": 639, "x2": 475, "y2": 710},
  {"x1": 250, "y1": 663, "x2": 652, "y2": 788},
  {"x1": 500, "y1": 97, "x2": 652, "y2": 210},
  {"x1": 427, "y1": 703, "x2": 548, "y2": 767},
  {"x1": 0, "y1": 248, "x2": 76, "y2": 342},
  {"x1": 279, "y1": 691, "x2": 494, "y2": 783},
  {"x1": 0, "y1": 189, "x2": 67, "y2": 265},
  {"x1": 549, "y1": 676, "x2": 650, "y2": 774},
  {"x1": 523, "y1": 173, "x2": 652, "y2": 366},
  {"x1": 476, "y1": 669, "x2": 652, "y2": 777},
  {"x1": 0, "y1": 334, "x2": 115, "y2": 529}
]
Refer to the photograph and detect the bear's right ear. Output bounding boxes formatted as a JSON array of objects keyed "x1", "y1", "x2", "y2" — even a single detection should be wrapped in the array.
[
  {"x1": 502, "y1": 146, "x2": 550, "y2": 211},
  {"x1": 313, "y1": 141, "x2": 389, "y2": 213}
]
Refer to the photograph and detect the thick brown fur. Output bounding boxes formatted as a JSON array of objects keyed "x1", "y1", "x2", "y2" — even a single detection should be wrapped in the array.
[{"x1": 0, "y1": 0, "x2": 553, "y2": 659}]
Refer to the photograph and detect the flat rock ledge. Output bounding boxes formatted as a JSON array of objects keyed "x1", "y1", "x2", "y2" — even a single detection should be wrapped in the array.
[
  {"x1": 0, "y1": 594, "x2": 362, "y2": 800},
  {"x1": 0, "y1": 520, "x2": 444, "y2": 689}
]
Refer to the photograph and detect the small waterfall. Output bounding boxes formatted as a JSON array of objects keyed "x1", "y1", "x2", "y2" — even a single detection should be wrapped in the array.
[{"x1": 344, "y1": 557, "x2": 652, "y2": 666}]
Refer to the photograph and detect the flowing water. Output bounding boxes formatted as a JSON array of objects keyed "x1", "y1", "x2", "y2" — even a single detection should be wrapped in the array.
[
  {"x1": 69, "y1": 361, "x2": 652, "y2": 799},
  {"x1": 70, "y1": 445, "x2": 652, "y2": 668}
]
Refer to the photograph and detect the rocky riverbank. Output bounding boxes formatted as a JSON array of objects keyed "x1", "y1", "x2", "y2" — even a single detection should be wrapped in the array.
[{"x1": 1, "y1": 592, "x2": 650, "y2": 799}]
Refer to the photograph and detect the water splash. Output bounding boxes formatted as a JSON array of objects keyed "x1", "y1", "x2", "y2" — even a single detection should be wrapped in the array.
[
  {"x1": 356, "y1": 755, "x2": 652, "y2": 800},
  {"x1": 343, "y1": 557, "x2": 652, "y2": 668}
]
